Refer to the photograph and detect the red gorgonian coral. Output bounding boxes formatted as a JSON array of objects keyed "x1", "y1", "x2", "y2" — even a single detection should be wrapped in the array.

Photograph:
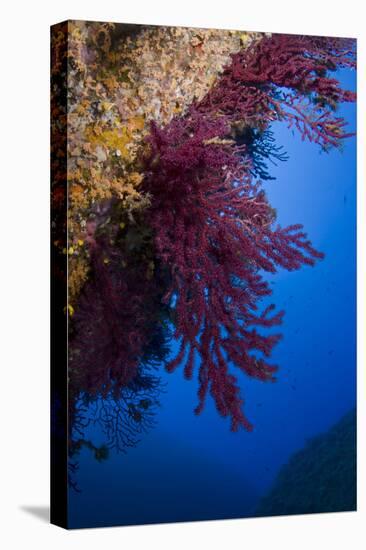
[
  {"x1": 196, "y1": 33, "x2": 356, "y2": 148},
  {"x1": 142, "y1": 34, "x2": 356, "y2": 431},
  {"x1": 69, "y1": 205, "x2": 168, "y2": 400}
]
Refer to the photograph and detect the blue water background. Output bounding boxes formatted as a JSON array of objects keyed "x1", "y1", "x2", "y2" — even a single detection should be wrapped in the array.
[{"x1": 68, "y1": 69, "x2": 356, "y2": 528}]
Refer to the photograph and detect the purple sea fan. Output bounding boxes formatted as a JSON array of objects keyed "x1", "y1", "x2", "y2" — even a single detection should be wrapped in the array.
[
  {"x1": 69, "y1": 212, "x2": 168, "y2": 401},
  {"x1": 69, "y1": 235, "x2": 143, "y2": 398},
  {"x1": 142, "y1": 111, "x2": 324, "y2": 431},
  {"x1": 196, "y1": 34, "x2": 356, "y2": 149}
]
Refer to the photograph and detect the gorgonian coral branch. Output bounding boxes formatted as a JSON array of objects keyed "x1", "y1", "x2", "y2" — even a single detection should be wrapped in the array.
[
  {"x1": 69, "y1": 204, "x2": 169, "y2": 400},
  {"x1": 142, "y1": 34, "x2": 355, "y2": 431},
  {"x1": 196, "y1": 33, "x2": 356, "y2": 148},
  {"x1": 142, "y1": 113, "x2": 323, "y2": 431}
]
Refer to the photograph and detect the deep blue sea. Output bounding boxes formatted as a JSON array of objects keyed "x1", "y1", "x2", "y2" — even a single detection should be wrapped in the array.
[{"x1": 68, "y1": 68, "x2": 356, "y2": 528}]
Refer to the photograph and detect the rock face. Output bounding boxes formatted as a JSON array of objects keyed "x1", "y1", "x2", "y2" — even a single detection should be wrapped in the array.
[{"x1": 256, "y1": 409, "x2": 356, "y2": 517}]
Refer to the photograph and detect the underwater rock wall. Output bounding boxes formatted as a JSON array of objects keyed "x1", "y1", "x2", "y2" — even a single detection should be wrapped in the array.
[{"x1": 256, "y1": 409, "x2": 356, "y2": 516}]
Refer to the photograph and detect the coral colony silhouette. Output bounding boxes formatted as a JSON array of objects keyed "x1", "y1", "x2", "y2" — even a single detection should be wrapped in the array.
[
  {"x1": 68, "y1": 205, "x2": 170, "y2": 482},
  {"x1": 52, "y1": 26, "x2": 356, "y2": 485}
]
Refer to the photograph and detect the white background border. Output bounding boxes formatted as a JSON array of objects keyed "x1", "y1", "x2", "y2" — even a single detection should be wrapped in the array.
[{"x1": 0, "y1": 1, "x2": 364, "y2": 548}]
